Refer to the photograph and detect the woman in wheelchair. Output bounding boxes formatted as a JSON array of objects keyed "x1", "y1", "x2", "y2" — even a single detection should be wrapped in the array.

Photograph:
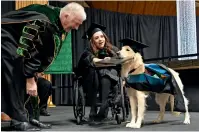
[{"x1": 77, "y1": 23, "x2": 121, "y2": 121}]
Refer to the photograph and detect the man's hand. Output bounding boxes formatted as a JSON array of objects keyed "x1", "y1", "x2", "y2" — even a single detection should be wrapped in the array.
[
  {"x1": 36, "y1": 72, "x2": 44, "y2": 78},
  {"x1": 26, "y1": 77, "x2": 37, "y2": 96}
]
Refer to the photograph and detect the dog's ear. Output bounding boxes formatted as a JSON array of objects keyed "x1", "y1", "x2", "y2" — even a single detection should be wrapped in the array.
[
  {"x1": 135, "y1": 52, "x2": 142, "y2": 58},
  {"x1": 134, "y1": 53, "x2": 144, "y2": 65},
  {"x1": 132, "y1": 53, "x2": 137, "y2": 60},
  {"x1": 133, "y1": 53, "x2": 141, "y2": 62}
]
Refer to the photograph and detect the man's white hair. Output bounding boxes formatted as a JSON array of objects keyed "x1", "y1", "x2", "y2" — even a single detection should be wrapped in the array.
[{"x1": 60, "y1": 2, "x2": 86, "y2": 21}]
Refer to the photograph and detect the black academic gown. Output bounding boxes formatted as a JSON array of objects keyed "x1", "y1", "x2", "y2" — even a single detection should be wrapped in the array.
[
  {"x1": 1, "y1": 4, "x2": 65, "y2": 122},
  {"x1": 77, "y1": 46, "x2": 120, "y2": 108}
]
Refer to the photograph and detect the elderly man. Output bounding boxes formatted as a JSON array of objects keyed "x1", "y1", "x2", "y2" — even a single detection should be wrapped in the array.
[{"x1": 1, "y1": 2, "x2": 86, "y2": 131}]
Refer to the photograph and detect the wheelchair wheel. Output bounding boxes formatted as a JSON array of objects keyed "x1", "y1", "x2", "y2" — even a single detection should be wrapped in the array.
[
  {"x1": 120, "y1": 78, "x2": 126, "y2": 122},
  {"x1": 125, "y1": 96, "x2": 130, "y2": 119},
  {"x1": 73, "y1": 80, "x2": 78, "y2": 118},
  {"x1": 116, "y1": 114, "x2": 121, "y2": 124},
  {"x1": 78, "y1": 85, "x2": 85, "y2": 118},
  {"x1": 76, "y1": 116, "x2": 81, "y2": 125},
  {"x1": 73, "y1": 80, "x2": 85, "y2": 121}
]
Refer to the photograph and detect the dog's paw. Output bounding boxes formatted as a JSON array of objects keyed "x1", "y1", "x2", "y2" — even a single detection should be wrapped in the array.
[
  {"x1": 126, "y1": 122, "x2": 135, "y2": 128},
  {"x1": 172, "y1": 112, "x2": 181, "y2": 117},
  {"x1": 133, "y1": 124, "x2": 141, "y2": 128},
  {"x1": 126, "y1": 123, "x2": 141, "y2": 128},
  {"x1": 183, "y1": 119, "x2": 190, "y2": 124},
  {"x1": 152, "y1": 119, "x2": 162, "y2": 123}
]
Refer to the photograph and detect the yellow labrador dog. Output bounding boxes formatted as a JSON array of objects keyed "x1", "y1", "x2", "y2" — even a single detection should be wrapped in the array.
[{"x1": 118, "y1": 46, "x2": 190, "y2": 128}]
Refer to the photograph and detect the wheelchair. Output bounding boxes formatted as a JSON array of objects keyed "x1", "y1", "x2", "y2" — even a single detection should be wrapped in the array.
[{"x1": 72, "y1": 66, "x2": 130, "y2": 125}]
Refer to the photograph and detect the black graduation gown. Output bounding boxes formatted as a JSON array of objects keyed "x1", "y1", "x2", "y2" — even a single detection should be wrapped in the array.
[
  {"x1": 1, "y1": 5, "x2": 65, "y2": 122},
  {"x1": 77, "y1": 46, "x2": 120, "y2": 106}
]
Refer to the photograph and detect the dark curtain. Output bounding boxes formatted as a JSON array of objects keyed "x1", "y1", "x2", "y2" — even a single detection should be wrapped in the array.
[
  {"x1": 48, "y1": 1, "x2": 199, "y2": 106},
  {"x1": 72, "y1": 8, "x2": 179, "y2": 67},
  {"x1": 1, "y1": 1, "x2": 15, "y2": 15}
]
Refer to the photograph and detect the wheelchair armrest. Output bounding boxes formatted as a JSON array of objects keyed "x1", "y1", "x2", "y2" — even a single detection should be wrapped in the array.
[
  {"x1": 77, "y1": 76, "x2": 82, "y2": 80},
  {"x1": 73, "y1": 75, "x2": 83, "y2": 81}
]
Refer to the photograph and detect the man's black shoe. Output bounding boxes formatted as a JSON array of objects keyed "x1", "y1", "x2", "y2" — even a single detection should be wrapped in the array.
[
  {"x1": 89, "y1": 113, "x2": 98, "y2": 121},
  {"x1": 30, "y1": 119, "x2": 52, "y2": 129},
  {"x1": 40, "y1": 110, "x2": 50, "y2": 116},
  {"x1": 93, "y1": 114, "x2": 113, "y2": 122},
  {"x1": 10, "y1": 120, "x2": 40, "y2": 131}
]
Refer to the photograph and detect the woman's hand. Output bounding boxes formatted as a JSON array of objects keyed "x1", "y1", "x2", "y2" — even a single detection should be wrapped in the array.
[
  {"x1": 104, "y1": 57, "x2": 111, "y2": 60},
  {"x1": 93, "y1": 58, "x2": 103, "y2": 63},
  {"x1": 26, "y1": 77, "x2": 37, "y2": 96}
]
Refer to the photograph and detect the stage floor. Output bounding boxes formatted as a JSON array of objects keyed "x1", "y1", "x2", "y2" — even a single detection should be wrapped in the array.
[{"x1": 2, "y1": 106, "x2": 199, "y2": 131}]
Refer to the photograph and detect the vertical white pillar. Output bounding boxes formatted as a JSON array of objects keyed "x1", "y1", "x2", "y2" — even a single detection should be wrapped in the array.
[{"x1": 176, "y1": 0, "x2": 197, "y2": 60}]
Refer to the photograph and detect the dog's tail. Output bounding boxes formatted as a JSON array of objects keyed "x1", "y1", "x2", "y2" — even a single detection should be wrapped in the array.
[
  {"x1": 168, "y1": 68, "x2": 184, "y2": 114},
  {"x1": 168, "y1": 68, "x2": 190, "y2": 124}
]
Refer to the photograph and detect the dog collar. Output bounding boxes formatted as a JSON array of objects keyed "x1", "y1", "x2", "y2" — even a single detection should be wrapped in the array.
[
  {"x1": 129, "y1": 69, "x2": 136, "y2": 74},
  {"x1": 128, "y1": 64, "x2": 142, "y2": 74}
]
